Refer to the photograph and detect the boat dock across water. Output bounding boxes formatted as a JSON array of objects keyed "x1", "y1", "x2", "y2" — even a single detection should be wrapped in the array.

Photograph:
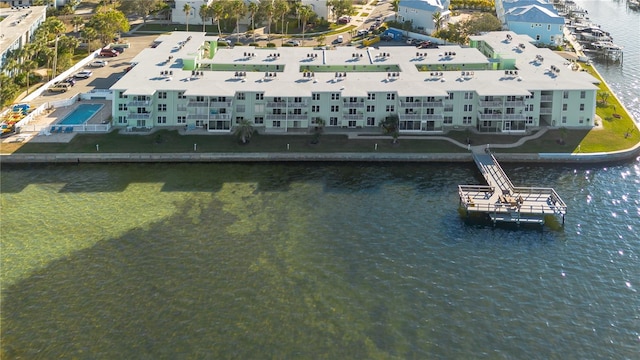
[{"x1": 458, "y1": 151, "x2": 567, "y2": 227}]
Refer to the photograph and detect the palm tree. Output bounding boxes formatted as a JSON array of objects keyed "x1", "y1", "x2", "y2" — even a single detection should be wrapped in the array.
[
  {"x1": 311, "y1": 117, "x2": 326, "y2": 144},
  {"x1": 210, "y1": 1, "x2": 226, "y2": 37},
  {"x1": 20, "y1": 60, "x2": 37, "y2": 95},
  {"x1": 234, "y1": 119, "x2": 254, "y2": 144},
  {"x1": 316, "y1": 33, "x2": 326, "y2": 46},
  {"x1": 380, "y1": 115, "x2": 400, "y2": 144},
  {"x1": 299, "y1": 4, "x2": 313, "y2": 44},
  {"x1": 432, "y1": 11, "x2": 444, "y2": 33},
  {"x1": 391, "y1": 0, "x2": 400, "y2": 21},
  {"x1": 230, "y1": 0, "x2": 247, "y2": 39},
  {"x1": 82, "y1": 27, "x2": 99, "y2": 53},
  {"x1": 71, "y1": 16, "x2": 84, "y2": 33},
  {"x1": 183, "y1": 3, "x2": 192, "y2": 31},
  {"x1": 259, "y1": 0, "x2": 275, "y2": 42},
  {"x1": 199, "y1": 4, "x2": 209, "y2": 32},
  {"x1": 274, "y1": 0, "x2": 289, "y2": 34},
  {"x1": 248, "y1": 1, "x2": 259, "y2": 42}
]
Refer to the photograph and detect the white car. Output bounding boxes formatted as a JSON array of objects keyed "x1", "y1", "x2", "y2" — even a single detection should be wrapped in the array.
[
  {"x1": 286, "y1": 40, "x2": 300, "y2": 46},
  {"x1": 90, "y1": 60, "x2": 108, "y2": 67},
  {"x1": 74, "y1": 70, "x2": 93, "y2": 79}
]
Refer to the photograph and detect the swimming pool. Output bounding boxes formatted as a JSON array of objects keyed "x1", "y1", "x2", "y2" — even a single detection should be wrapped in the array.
[{"x1": 58, "y1": 104, "x2": 104, "y2": 125}]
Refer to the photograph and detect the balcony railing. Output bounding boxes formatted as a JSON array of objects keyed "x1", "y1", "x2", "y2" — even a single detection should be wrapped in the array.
[
  {"x1": 343, "y1": 114, "x2": 364, "y2": 120},
  {"x1": 266, "y1": 101, "x2": 286, "y2": 108},
  {"x1": 505, "y1": 100, "x2": 525, "y2": 107},
  {"x1": 210, "y1": 114, "x2": 231, "y2": 120},
  {"x1": 127, "y1": 100, "x2": 151, "y2": 107},
  {"x1": 288, "y1": 102, "x2": 309, "y2": 108},
  {"x1": 478, "y1": 100, "x2": 504, "y2": 107},
  {"x1": 287, "y1": 114, "x2": 308, "y2": 120},
  {"x1": 266, "y1": 114, "x2": 287, "y2": 120},
  {"x1": 211, "y1": 100, "x2": 233, "y2": 107},
  {"x1": 128, "y1": 113, "x2": 151, "y2": 120},
  {"x1": 399, "y1": 114, "x2": 422, "y2": 121},
  {"x1": 187, "y1": 114, "x2": 209, "y2": 120},
  {"x1": 539, "y1": 108, "x2": 553, "y2": 114},
  {"x1": 187, "y1": 100, "x2": 209, "y2": 107},
  {"x1": 343, "y1": 102, "x2": 364, "y2": 108},
  {"x1": 540, "y1": 95, "x2": 553, "y2": 102}
]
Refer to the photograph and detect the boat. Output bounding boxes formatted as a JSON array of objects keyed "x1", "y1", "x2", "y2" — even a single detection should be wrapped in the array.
[
  {"x1": 573, "y1": 26, "x2": 612, "y2": 42},
  {"x1": 584, "y1": 41, "x2": 623, "y2": 61}
]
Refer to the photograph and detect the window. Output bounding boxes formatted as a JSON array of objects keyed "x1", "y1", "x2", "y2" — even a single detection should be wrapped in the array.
[
  {"x1": 579, "y1": 103, "x2": 585, "y2": 111},
  {"x1": 273, "y1": 109, "x2": 282, "y2": 114},
  {"x1": 118, "y1": 104, "x2": 128, "y2": 111},
  {"x1": 331, "y1": 105, "x2": 339, "y2": 112},
  {"x1": 237, "y1": 92, "x2": 245, "y2": 100},
  {"x1": 526, "y1": 116, "x2": 534, "y2": 124},
  {"x1": 405, "y1": 97, "x2": 414, "y2": 102},
  {"x1": 256, "y1": 93, "x2": 264, "y2": 100},
  {"x1": 137, "y1": 120, "x2": 146, "y2": 127},
  {"x1": 367, "y1": 117, "x2": 375, "y2": 126},
  {"x1": 331, "y1": 93, "x2": 340, "y2": 100},
  {"x1": 579, "y1": 116, "x2": 585, "y2": 124},
  {"x1": 464, "y1": 104, "x2": 473, "y2": 112},
  {"x1": 443, "y1": 116, "x2": 453, "y2": 124},
  {"x1": 386, "y1": 93, "x2": 395, "y2": 100},
  {"x1": 563, "y1": 91, "x2": 569, "y2": 99},
  {"x1": 562, "y1": 104, "x2": 568, "y2": 111},
  {"x1": 294, "y1": 97, "x2": 302, "y2": 103},
  {"x1": 196, "y1": 96, "x2": 205, "y2": 102},
  {"x1": 236, "y1": 105, "x2": 246, "y2": 112},
  {"x1": 118, "y1": 91, "x2": 126, "y2": 99},
  {"x1": 348, "y1": 108, "x2": 357, "y2": 115},
  {"x1": 329, "y1": 117, "x2": 338, "y2": 126},
  {"x1": 217, "y1": 96, "x2": 227, "y2": 102},
  {"x1": 157, "y1": 116, "x2": 166, "y2": 124},
  {"x1": 536, "y1": 35, "x2": 541, "y2": 41},
  {"x1": 385, "y1": 105, "x2": 395, "y2": 112},
  {"x1": 367, "y1": 105, "x2": 375, "y2": 112},
  {"x1": 464, "y1": 92, "x2": 474, "y2": 100},
  {"x1": 273, "y1": 120, "x2": 281, "y2": 128},
  {"x1": 292, "y1": 109, "x2": 302, "y2": 115},
  {"x1": 367, "y1": 93, "x2": 376, "y2": 100},
  {"x1": 580, "y1": 91, "x2": 586, "y2": 99},
  {"x1": 177, "y1": 116, "x2": 186, "y2": 124},
  {"x1": 311, "y1": 105, "x2": 320, "y2": 113},
  {"x1": 157, "y1": 104, "x2": 167, "y2": 112},
  {"x1": 254, "y1": 104, "x2": 265, "y2": 113},
  {"x1": 255, "y1": 116, "x2": 264, "y2": 124},
  {"x1": 348, "y1": 121, "x2": 356, "y2": 127},
  {"x1": 562, "y1": 116, "x2": 567, "y2": 124},
  {"x1": 425, "y1": 108, "x2": 434, "y2": 115},
  {"x1": 426, "y1": 96, "x2": 436, "y2": 102},
  {"x1": 178, "y1": 92, "x2": 186, "y2": 99},
  {"x1": 348, "y1": 97, "x2": 358, "y2": 103},
  {"x1": 235, "y1": 116, "x2": 244, "y2": 123},
  {"x1": 463, "y1": 116, "x2": 472, "y2": 125},
  {"x1": 448, "y1": 92, "x2": 454, "y2": 100},
  {"x1": 273, "y1": 97, "x2": 283, "y2": 103},
  {"x1": 525, "y1": 104, "x2": 534, "y2": 111},
  {"x1": 158, "y1": 92, "x2": 167, "y2": 99},
  {"x1": 547, "y1": 24, "x2": 551, "y2": 30},
  {"x1": 117, "y1": 115, "x2": 127, "y2": 124},
  {"x1": 312, "y1": 93, "x2": 320, "y2": 100}
]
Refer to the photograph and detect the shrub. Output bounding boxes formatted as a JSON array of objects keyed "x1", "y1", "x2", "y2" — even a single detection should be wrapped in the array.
[{"x1": 266, "y1": 42, "x2": 276, "y2": 47}]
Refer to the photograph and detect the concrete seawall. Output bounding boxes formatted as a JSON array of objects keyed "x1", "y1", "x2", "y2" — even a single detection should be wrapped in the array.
[{"x1": 2, "y1": 148, "x2": 638, "y2": 164}]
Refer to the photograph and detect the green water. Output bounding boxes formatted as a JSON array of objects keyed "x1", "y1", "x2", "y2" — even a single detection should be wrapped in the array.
[{"x1": 1, "y1": 162, "x2": 638, "y2": 358}]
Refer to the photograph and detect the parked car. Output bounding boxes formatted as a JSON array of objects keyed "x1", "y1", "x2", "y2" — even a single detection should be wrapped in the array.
[
  {"x1": 49, "y1": 83, "x2": 71, "y2": 93},
  {"x1": 63, "y1": 77, "x2": 76, "y2": 86},
  {"x1": 338, "y1": 16, "x2": 351, "y2": 24},
  {"x1": 112, "y1": 46, "x2": 125, "y2": 54},
  {"x1": 357, "y1": 29, "x2": 369, "y2": 37},
  {"x1": 74, "y1": 70, "x2": 93, "y2": 79},
  {"x1": 369, "y1": 24, "x2": 378, "y2": 32},
  {"x1": 333, "y1": 35, "x2": 344, "y2": 44},
  {"x1": 90, "y1": 60, "x2": 108, "y2": 67},
  {"x1": 285, "y1": 40, "x2": 300, "y2": 46},
  {"x1": 99, "y1": 48, "x2": 118, "y2": 57}
]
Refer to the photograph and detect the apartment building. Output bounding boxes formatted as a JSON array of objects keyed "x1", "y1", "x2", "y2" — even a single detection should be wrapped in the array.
[{"x1": 110, "y1": 31, "x2": 599, "y2": 134}]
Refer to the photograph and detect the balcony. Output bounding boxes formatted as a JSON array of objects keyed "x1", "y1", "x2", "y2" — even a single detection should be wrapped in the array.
[
  {"x1": 505, "y1": 100, "x2": 525, "y2": 107},
  {"x1": 187, "y1": 114, "x2": 209, "y2": 120},
  {"x1": 478, "y1": 99, "x2": 504, "y2": 107},
  {"x1": 399, "y1": 114, "x2": 422, "y2": 121},
  {"x1": 128, "y1": 100, "x2": 151, "y2": 107},
  {"x1": 422, "y1": 101, "x2": 444, "y2": 108},
  {"x1": 266, "y1": 114, "x2": 287, "y2": 121},
  {"x1": 288, "y1": 101, "x2": 309, "y2": 108},
  {"x1": 287, "y1": 114, "x2": 308, "y2": 120},
  {"x1": 423, "y1": 114, "x2": 444, "y2": 120},
  {"x1": 540, "y1": 95, "x2": 553, "y2": 102},
  {"x1": 128, "y1": 112, "x2": 151, "y2": 120},
  {"x1": 210, "y1": 114, "x2": 231, "y2": 120},
  {"x1": 266, "y1": 101, "x2": 286, "y2": 108},
  {"x1": 343, "y1": 102, "x2": 364, "y2": 108},
  {"x1": 540, "y1": 108, "x2": 553, "y2": 114},
  {"x1": 343, "y1": 114, "x2": 364, "y2": 121},
  {"x1": 211, "y1": 100, "x2": 233, "y2": 107},
  {"x1": 187, "y1": 100, "x2": 209, "y2": 107}
]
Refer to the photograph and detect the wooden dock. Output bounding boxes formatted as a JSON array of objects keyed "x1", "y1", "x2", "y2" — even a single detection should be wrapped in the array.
[{"x1": 458, "y1": 151, "x2": 567, "y2": 226}]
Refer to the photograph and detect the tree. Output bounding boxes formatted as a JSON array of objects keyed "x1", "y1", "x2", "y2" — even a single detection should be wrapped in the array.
[
  {"x1": 210, "y1": 0, "x2": 227, "y2": 37},
  {"x1": 82, "y1": 27, "x2": 99, "y2": 53},
  {"x1": 199, "y1": 4, "x2": 209, "y2": 32},
  {"x1": 329, "y1": 0, "x2": 354, "y2": 21},
  {"x1": 258, "y1": 0, "x2": 275, "y2": 42},
  {"x1": 248, "y1": 1, "x2": 259, "y2": 42},
  {"x1": 183, "y1": 3, "x2": 192, "y2": 31},
  {"x1": 234, "y1": 119, "x2": 254, "y2": 144},
  {"x1": 598, "y1": 91, "x2": 609, "y2": 105},
  {"x1": 299, "y1": 5, "x2": 313, "y2": 44},
  {"x1": 311, "y1": 117, "x2": 326, "y2": 144},
  {"x1": 432, "y1": 11, "x2": 444, "y2": 32},
  {"x1": 274, "y1": 0, "x2": 289, "y2": 34},
  {"x1": 380, "y1": 115, "x2": 400, "y2": 144},
  {"x1": 229, "y1": 0, "x2": 247, "y2": 37},
  {"x1": 71, "y1": 16, "x2": 85, "y2": 33},
  {"x1": 316, "y1": 33, "x2": 326, "y2": 46},
  {"x1": 86, "y1": 8, "x2": 130, "y2": 46},
  {"x1": 391, "y1": 0, "x2": 399, "y2": 20},
  {"x1": 20, "y1": 60, "x2": 37, "y2": 95},
  {"x1": 119, "y1": 0, "x2": 161, "y2": 24}
]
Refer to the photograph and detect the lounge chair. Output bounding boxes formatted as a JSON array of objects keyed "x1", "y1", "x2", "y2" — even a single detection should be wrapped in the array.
[
  {"x1": 56, "y1": 126, "x2": 64, "y2": 133},
  {"x1": 65, "y1": 127, "x2": 73, "y2": 133},
  {"x1": 50, "y1": 126, "x2": 58, "y2": 133}
]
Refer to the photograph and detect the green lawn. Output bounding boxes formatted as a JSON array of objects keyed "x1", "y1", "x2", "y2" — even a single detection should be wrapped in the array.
[{"x1": 6, "y1": 130, "x2": 466, "y2": 154}]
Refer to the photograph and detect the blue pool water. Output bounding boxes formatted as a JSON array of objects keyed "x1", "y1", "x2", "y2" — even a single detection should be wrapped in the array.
[{"x1": 57, "y1": 104, "x2": 103, "y2": 125}]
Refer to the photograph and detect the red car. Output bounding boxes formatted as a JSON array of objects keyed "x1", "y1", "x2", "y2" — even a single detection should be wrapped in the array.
[{"x1": 100, "y1": 48, "x2": 118, "y2": 57}]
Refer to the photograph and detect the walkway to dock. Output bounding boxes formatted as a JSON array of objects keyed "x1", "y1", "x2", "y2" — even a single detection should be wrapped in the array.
[{"x1": 459, "y1": 148, "x2": 567, "y2": 226}]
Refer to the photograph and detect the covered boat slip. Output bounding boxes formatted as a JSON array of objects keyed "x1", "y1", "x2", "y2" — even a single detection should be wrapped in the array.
[{"x1": 459, "y1": 153, "x2": 567, "y2": 226}]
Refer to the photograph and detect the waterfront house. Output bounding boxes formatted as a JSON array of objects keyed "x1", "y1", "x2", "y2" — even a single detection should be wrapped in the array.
[
  {"x1": 110, "y1": 31, "x2": 598, "y2": 134},
  {"x1": 397, "y1": 0, "x2": 451, "y2": 34},
  {"x1": 495, "y1": 0, "x2": 565, "y2": 46}
]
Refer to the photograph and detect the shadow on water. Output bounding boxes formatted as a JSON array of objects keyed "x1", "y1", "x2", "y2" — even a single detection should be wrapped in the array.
[{"x1": 0, "y1": 197, "x2": 380, "y2": 359}]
